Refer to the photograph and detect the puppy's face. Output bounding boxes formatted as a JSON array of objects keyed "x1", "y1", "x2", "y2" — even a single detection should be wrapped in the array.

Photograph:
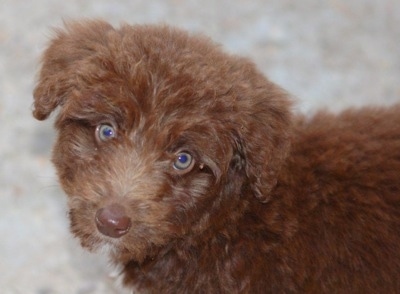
[
  {"x1": 52, "y1": 86, "x2": 242, "y2": 262},
  {"x1": 33, "y1": 21, "x2": 291, "y2": 263}
]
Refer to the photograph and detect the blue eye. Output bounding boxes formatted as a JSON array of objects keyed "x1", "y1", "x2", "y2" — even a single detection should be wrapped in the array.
[
  {"x1": 173, "y1": 152, "x2": 194, "y2": 171},
  {"x1": 96, "y1": 124, "x2": 116, "y2": 142}
]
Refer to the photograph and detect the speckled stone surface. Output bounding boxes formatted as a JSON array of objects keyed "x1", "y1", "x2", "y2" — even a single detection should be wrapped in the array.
[{"x1": 1, "y1": 0, "x2": 399, "y2": 293}]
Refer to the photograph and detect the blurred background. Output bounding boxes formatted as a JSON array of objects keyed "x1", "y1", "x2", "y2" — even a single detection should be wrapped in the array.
[{"x1": 0, "y1": 0, "x2": 399, "y2": 293}]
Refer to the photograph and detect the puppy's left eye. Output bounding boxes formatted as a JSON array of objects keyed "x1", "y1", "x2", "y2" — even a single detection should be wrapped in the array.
[
  {"x1": 173, "y1": 152, "x2": 194, "y2": 172},
  {"x1": 96, "y1": 124, "x2": 116, "y2": 142}
]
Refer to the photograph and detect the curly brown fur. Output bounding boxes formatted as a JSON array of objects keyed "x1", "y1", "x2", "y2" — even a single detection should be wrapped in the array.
[{"x1": 33, "y1": 20, "x2": 400, "y2": 293}]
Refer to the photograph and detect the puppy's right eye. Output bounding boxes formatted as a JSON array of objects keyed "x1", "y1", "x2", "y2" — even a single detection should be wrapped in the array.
[
  {"x1": 96, "y1": 124, "x2": 116, "y2": 142},
  {"x1": 173, "y1": 152, "x2": 195, "y2": 172}
]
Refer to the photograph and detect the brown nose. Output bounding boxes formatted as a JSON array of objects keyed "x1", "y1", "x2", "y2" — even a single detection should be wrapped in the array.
[{"x1": 95, "y1": 203, "x2": 132, "y2": 238}]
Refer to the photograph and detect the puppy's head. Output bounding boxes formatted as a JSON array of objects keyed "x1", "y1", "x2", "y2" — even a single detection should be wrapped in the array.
[{"x1": 33, "y1": 20, "x2": 292, "y2": 262}]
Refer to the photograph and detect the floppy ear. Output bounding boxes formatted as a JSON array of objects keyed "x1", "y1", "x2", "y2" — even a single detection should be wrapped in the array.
[
  {"x1": 32, "y1": 20, "x2": 114, "y2": 120},
  {"x1": 235, "y1": 81, "x2": 292, "y2": 203}
]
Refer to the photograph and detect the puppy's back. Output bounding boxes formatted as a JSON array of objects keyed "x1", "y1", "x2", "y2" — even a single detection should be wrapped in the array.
[{"x1": 272, "y1": 105, "x2": 400, "y2": 292}]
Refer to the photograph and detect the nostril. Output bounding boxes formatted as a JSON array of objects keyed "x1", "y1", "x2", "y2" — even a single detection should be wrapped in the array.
[{"x1": 95, "y1": 203, "x2": 132, "y2": 238}]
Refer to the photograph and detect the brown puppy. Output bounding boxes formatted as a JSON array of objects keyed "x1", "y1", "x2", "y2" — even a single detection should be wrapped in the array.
[{"x1": 33, "y1": 20, "x2": 400, "y2": 293}]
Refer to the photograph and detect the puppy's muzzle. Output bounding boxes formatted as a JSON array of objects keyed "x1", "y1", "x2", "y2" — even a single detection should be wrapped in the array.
[{"x1": 95, "y1": 203, "x2": 132, "y2": 238}]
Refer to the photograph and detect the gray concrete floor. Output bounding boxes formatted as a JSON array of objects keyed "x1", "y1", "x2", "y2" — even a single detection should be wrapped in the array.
[{"x1": 1, "y1": 0, "x2": 399, "y2": 293}]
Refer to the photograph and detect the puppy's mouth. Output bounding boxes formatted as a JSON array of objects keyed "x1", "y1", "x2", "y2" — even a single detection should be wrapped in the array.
[
  {"x1": 95, "y1": 203, "x2": 132, "y2": 238},
  {"x1": 69, "y1": 195, "x2": 179, "y2": 263}
]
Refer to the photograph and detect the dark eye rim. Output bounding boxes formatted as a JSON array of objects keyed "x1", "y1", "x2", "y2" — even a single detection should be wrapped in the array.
[
  {"x1": 173, "y1": 151, "x2": 195, "y2": 173},
  {"x1": 95, "y1": 123, "x2": 117, "y2": 143}
]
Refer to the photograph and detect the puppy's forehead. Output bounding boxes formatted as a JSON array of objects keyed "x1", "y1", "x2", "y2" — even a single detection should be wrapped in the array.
[
  {"x1": 110, "y1": 26, "x2": 235, "y2": 115},
  {"x1": 63, "y1": 26, "x2": 239, "y2": 124}
]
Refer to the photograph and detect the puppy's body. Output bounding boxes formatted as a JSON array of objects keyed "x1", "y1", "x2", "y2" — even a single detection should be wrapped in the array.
[
  {"x1": 33, "y1": 21, "x2": 400, "y2": 293},
  {"x1": 124, "y1": 108, "x2": 400, "y2": 293}
]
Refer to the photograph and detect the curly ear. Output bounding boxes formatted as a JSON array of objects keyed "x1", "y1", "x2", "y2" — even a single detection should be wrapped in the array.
[
  {"x1": 32, "y1": 20, "x2": 114, "y2": 120},
  {"x1": 33, "y1": 59, "x2": 72, "y2": 120},
  {"x1": 235, "y1": 80, "x2": 292, "y2": 203}
]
